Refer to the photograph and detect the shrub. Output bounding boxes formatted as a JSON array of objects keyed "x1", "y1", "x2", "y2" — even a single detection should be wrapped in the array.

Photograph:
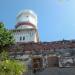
[{"x1": 0, "y1": 59, "x2": 27, "y2": 75}]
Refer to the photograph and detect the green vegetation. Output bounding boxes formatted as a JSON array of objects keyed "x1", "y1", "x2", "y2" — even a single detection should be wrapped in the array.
[
  {"x1": 0, "y1": 49, "x2": 27, "y2": 75},
  {"x1": 0, "y1": 59, "x2": 26, "y2": 75},
  {"x1": 0, "y1": 22, "x2": 14, "y2": 52},
  {"x1": 0, "y1": 22, "x2": 27, "y2": 75}
]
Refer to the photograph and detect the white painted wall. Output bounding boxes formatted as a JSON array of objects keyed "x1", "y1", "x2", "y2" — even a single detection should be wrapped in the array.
[
  {"x1": 16, "y1": 25, "x2": 33, "y2": 29},
  {"x1": 12, "y1": 30, "x2": 38, "y2": 42}
]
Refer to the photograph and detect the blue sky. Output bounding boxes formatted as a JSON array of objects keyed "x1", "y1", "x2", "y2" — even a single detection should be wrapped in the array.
[{"x1": 0, "y1": 0, "x2": 75, "y2": 42}]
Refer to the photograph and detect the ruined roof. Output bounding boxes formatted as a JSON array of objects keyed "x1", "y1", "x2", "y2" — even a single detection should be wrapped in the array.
[{"x1": 7, "y1": 40, "x2": 75, "y2": 52}]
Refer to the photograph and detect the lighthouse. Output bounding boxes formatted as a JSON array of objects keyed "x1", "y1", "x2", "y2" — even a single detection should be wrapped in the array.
[{"x1": 12, "y1": 9, "x2": 39, "y2": 43}]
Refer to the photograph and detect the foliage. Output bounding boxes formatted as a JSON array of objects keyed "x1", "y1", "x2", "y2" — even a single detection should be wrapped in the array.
[
  {"x1": 0, "y1": 22, "x2": 27, "y2": 75},
  {"x1": 0, "y1": 60, "x2": 26, "y2": 75},
  {"x1": 0, "y1": 51, "x2": 27, "y2": 75},
  {"x1": 0, "y1": 22, "x2": 14, "y2": 52},
  {"x1": 0, "y1": 50, "x2": 9, "y2": 60}
]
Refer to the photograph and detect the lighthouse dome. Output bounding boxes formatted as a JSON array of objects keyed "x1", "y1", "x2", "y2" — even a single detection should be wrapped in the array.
[{"x1": 16, "y1": 9, "x2": 37, "y2": 29}]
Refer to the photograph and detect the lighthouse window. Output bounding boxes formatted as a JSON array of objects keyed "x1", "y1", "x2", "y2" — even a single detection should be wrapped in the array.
[
  {"x1": 20, "y1": 36, "x2": 22, "y2": 41},
  {"x1": 23, "y1": 36, "x2": 25, "y2": 40},
  {"x1": 30, "y1": 32, "x2": 33, "y2": 37}
]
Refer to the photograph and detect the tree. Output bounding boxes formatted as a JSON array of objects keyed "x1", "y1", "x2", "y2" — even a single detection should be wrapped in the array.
[
  {"x1": 0, "y1": 22, "x2": 14, "y2": 52},
  {"x1": 0, "y1": 22, "x2": 27, "y2": 75}
]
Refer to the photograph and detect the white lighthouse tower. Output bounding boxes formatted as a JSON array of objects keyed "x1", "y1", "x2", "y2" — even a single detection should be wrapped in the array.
[{"x1": 12, "y1": 9, "x2": 39, "y2": 43}]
